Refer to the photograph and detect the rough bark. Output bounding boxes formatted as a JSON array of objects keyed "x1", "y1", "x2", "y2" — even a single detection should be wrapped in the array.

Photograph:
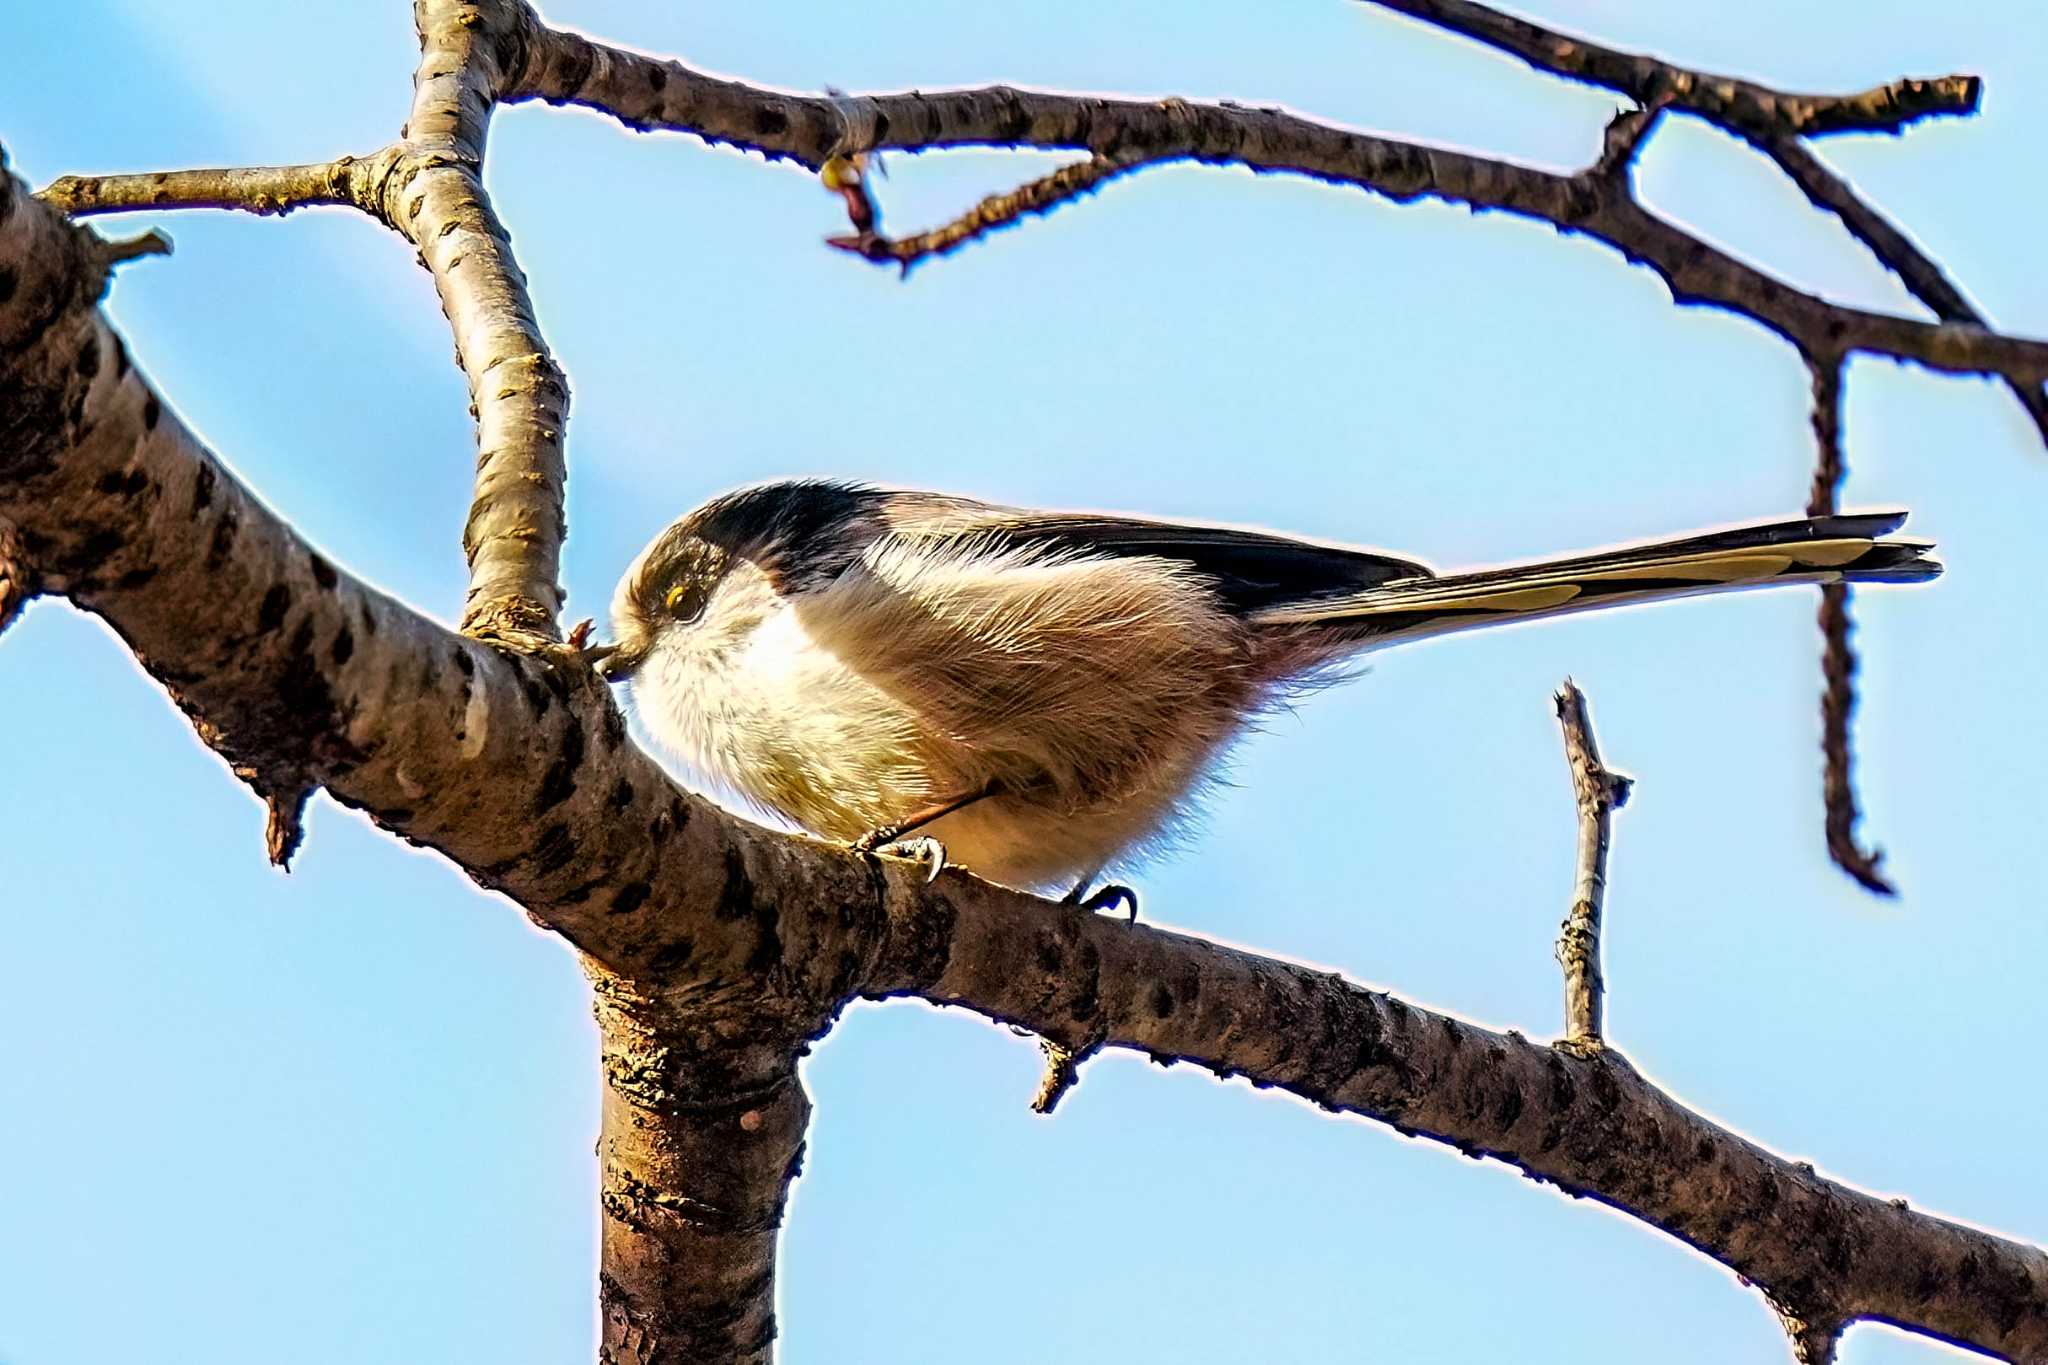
[{"x1": 9, "y1": 2, "x2": 2048, "y2": 1360}]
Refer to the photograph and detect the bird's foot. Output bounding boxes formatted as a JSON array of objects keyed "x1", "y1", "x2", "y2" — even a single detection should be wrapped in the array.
[
  {"x1": 1063, "y1": 881, "x2": 1139, "y2": 922},
  {"x1": 855, "y1": 832, "x2": 948, "y2": 884}
]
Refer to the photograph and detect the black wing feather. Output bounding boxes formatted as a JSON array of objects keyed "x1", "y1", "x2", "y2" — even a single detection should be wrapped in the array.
[{"x1": 883, "y1": 492, "x2": 1434, "y2": 613}]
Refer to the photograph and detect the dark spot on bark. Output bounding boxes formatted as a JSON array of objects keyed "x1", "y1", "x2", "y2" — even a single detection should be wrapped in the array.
[
  {"x1": 379, "y1": 808, "x2": 414, "y2": 825},
  {"x1": 1493, "y1": 1083, "x2": 1524, "y2": 1131},
  {"x1": 114, "y1": 566, "x2": 158, "y2": 590},
  {"x1": 192, "y1": 464, "x2": 215, "y2": 511},
  {"x1": 601, "y1": 701, "x2": 626, "y2": 749},
  {"x1": 205, "y1": 507, "x2": 240, "y2": 570},
  {"x1": 1148, "y1": 981, "x2": 1174, "y2": 1018},
  {"x1": 1695, "y1": 1136, "x2": 1716, "y2": 1165},
  {"x1": 452, "y1": 644, "x2": 474, "y2": 675},
  {"x1": 533, "y1": 822, "x2": 578, "y2": 874},
  {"x1": 646, "y1": 937, "x2": 694, "y2": 974},
  {"x1": 556, "y1": 39, "x2": 595, "y2": 95},
  {"x1": 647, "y1": 64, "x2": 667, "y2": 92},
  {"x1": 330, "y1": 625, "x2": 354, "y2": 666},
  {"x1": 74, "y1": 334, "x2": 100, "y2": 380},
  {"x1": 536, "y1": 722, "x2": 586, "y2": 812},
  {"x1": 1068, "y1": 941, "x2": 1101, "y2": 1022},
  {"x1": 112, "y1": 334, "x2": 129, "y2": 377},
  {"x1": 609, "y1": 881, "x2": 650, "y2": 915},
  {"x1": 94, "y1": 468, "x2": 147, "y2": 497},
  {"x1": 142, "y1": 394, "x2": 160, "y2": 431},
  {"x1": 715, "y1": 848, "x2": 755, "y2": 921},
  {"x1": 1035, "y1": 935, "x2": 1063, "y2": 974},
  {"x1": 308, "y1": 552, "x2": 337, "y2": 589},
  {"x1": 56, "y1": 527, "x2": 125, "y2": 581},
  {"x1": 648, "y1": 797, "x2": 689, "y2": 845},
  {"x1": 256, "y1": 583, "x2": 291, "y2": 633},
  {"x1": 753, "y1": 106, "x2": 788, "y2": 136},
  {"x1": 0, "y1": 266, "x2": 15, "y2": 304},
  {"x1": 522, "y1": 674, "x2": 551, "y2": 715},
  {"x1": 608, "y1": 778, "x2": 635, "y2": 809}
]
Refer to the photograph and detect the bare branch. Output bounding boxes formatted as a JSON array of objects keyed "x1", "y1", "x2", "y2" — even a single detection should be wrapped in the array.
[
  {"x1": 1553, "y1": 680, "x2": 1631, "y2": 1050},
  {"x1": 400, "y1": 0, "x2": 569, "y2": 642},
  {"x1": 1357, "y1": 0, "x2": 1979, "y2": 138},
  {"x1": 6, "y1": 149, "x2": 2044, "y2": 1351},
  {"x1": 39, "y1": 159, "x2": 373, "y2": 218},
  {"x1": 1764, "y1": 136, "x2": 2048, "y2": 446},
  {"x1": 1351, "y1": 0, "x2": 2046, "y2": 449},
  {"x1": 1805, "y1": 360, "x2": 1894, "y2": 896},
  {"x1": 827, "y1": 154, "x2": 1144, "y2": 272},
  {"x1": 590, "y1": 967, "x2": 819, "y2": 1365},
  {"x1": 507, "y1": 27, "x2": 2048, "y2": 392},
  {"x1": 859, "y1": 874, "x2": 2048, "y2": 1358}
]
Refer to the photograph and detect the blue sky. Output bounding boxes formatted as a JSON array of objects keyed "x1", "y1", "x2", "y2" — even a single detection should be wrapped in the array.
[{"x1": 3, "y1": 2, "x2": 2042, "y2": 1361}]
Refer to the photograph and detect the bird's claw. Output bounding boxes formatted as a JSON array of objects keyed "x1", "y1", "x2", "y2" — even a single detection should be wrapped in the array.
[
  {"x1": 1064, "y1": 882, "x2": 1139, "y2": 921},
  {"x1": 858, "y1": 834, "x2": 948, "y2": 884}
]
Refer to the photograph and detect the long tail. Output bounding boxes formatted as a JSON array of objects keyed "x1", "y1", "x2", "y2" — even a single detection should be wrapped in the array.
[{"x1": 1250, "y1": 511, "x2": 1940, "y2": 646}]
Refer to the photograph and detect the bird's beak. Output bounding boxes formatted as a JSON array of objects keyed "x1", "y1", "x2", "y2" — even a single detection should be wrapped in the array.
[{"x1": 587, "y1": 643, "x2": 640, "y2": 683}]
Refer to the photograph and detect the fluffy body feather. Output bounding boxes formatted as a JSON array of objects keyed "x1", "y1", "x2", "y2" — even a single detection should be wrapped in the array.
[{"x1": 605, "y1": 482, "x2": 1939, "y2": 893}]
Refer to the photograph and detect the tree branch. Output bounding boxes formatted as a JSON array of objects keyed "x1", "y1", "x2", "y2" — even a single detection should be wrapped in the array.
[
  {"x1": 1360, "y1": 0, "x2": 2046, "y2": 447},
  {"x1": 1762, "y1": 136, "x2": 2048, "y2": 446},
  {"x1": 1804, "y1": 359, "x2": 1894, "y2": 896},
  {"x1": 8, "y1": 1, "x2": 2044, "y2": 1357},
  {"x1": 826, "y1": 153, "x2": 1145, "y2": 272},
  {"x1": 507, "y1": 23, "x2": 2048, "y2": 394},
  {"x1": 1356, "y1": 0, "x2": 1979, "y2": 138},
  {"x1": 39, "y1": 159, "x2": 374, "y2": 218},
  {"x1": 399, "y1": 0, "x2": 569, "y2": 641},
  {"x1": 1553, "y1": 681, "x2": 1630, "y2": 1050}
]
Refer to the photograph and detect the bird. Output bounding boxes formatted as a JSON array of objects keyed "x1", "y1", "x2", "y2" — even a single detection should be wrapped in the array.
[{"x1": 594, "y1": 479, "x2": 1939, "y2": 911}]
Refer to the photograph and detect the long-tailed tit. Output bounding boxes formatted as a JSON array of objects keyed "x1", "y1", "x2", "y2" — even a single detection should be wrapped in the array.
[{"x1": 597, "y1": 480, "x2": 1938, "y2": 909}]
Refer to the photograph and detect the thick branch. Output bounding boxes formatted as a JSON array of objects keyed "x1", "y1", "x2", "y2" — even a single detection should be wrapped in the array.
[
  {"x1": 402, "y1": 0, "x2": 568, "y2": 641},
  {"x1": 508, "y1": 30, "x2": 2048, "y2": 390},
  {"x1": 1358, "y1": 0, "x2": 1978, "y2": 138},
  {"x1": 589, "y1": 967, "x2": 822, "y2": 1365},
  {"x1": 7, "y1": 156, "x2": 2046, "y2": 1357},
  {"x1": 855, "y1": 876, "x2": 2048, "y2": 1359}
]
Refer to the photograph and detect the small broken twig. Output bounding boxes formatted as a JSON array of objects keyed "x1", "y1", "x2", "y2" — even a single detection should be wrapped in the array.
[
  {"x1": 1554, "y1": 680, "x2": 1632, "y2": 1050},
  {"x1": 827, "y1": 155, "x2": 1141, "y2": 274},
  {"x1": 1031, "y1": 1035, "x2": 1099, "y2": 1115}
]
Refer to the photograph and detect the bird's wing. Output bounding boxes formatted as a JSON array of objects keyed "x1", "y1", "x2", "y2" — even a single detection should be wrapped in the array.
[
  {"x1": 792, "y1": 530, "x2": 1249, "y2": 801},
  {"x1": 878, "y1": 493, "x2": 1435, "y2": 613}
]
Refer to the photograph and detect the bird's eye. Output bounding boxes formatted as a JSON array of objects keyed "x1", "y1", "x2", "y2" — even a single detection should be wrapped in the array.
[{"x1": 664, "y1": 581, "x2": 709, "y2": 624}]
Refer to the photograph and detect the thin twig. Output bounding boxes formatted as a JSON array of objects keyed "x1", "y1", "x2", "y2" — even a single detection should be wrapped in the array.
[
  {"x1": 827, "y1": 155, "x2": 1141, "y2": 273},
  {"x1": 1553, "y1": 680, "x2": 1632, "y2": 1050},
  {"x1": 508, "y1": 30, "x2": 2048, "y2": 394},
  {"x1": 1806, "y1": 360, "x2": 1895, "y2": 896},
  {"x1": 40, "y1": 159, "x2": 372, "y2": 218},
  {"x1": 1764, "y1": 137, "x2": 2048, "y2": 448},
  {"x1": 1357, "y1": 0, "x2": 1979, "y2": 138}
]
